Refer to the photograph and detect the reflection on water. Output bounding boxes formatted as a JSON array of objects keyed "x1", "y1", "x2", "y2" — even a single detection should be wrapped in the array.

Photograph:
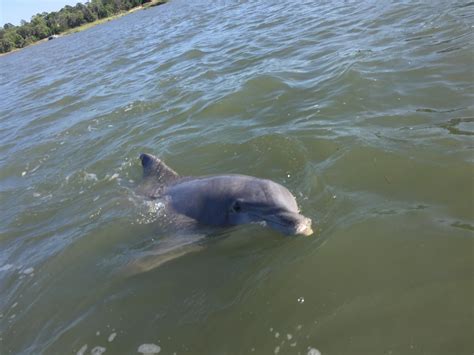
[{"x1": 0, "y1": 0, "x2": 473, "y2": 354}]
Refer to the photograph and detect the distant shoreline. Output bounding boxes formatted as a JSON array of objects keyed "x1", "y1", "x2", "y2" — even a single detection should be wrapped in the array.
[{"x1": 0, "y1": 0, "x2": 166, "y2": 58}]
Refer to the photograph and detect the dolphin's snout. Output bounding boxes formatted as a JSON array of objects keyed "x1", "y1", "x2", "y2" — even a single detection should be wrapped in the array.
[{"x1": 295, "y1": 217, "x2": 313, "y2": 236}]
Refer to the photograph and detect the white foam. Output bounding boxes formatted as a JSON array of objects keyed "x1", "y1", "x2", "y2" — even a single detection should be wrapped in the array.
[
  {"x1": 298, "y1": 297, "x2": 305, "y2": 304},
  {"x1": 30, "y1": 165, "x2": 40, "y2": 173},
  {"x1": 22, "y1": 267, "x2": 34, "y2": 275},
  {"x1": 274, "y1": 346, "x2": 280, "y2": 354},
  {"x1": 84, "y1": 173, "x2": 98, "y2": 182},
  {"x1": 76, "y1": 344, "x2": 87, "y2": 355},
  {"x1": 108, "y1": 173, "x2": 119, "y2": 181},
  {"x1": 138, "y1": 343, "x2": 161, "y2": 354},
  {"x1": 91, "y1": 346, "x2": 106, "y2": 355},
  {"x1": 108, "y1": 332, "x2": 116, "y2": 342},
  {"x1": 286, "y1": 334, "x2": 293, "y2": 340},
  {"x1": 0, "y1": 264, "x2": 13, "y2": 272},
  {"x1": 275, "y1": 332, "x2": 280, "y2": 338},
  {"x1": 307, "y1": 347, "x2": 321, "y2": 355},
  {"x1": 21, "y1": 171, "x2": 27, "y2": 177},
  {"x1": 136, "y1": 201, "x2": 165, "y2": 224}
]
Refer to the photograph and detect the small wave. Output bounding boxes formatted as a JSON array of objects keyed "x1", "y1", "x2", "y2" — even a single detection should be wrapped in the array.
[{"x1": 439, "y1": 117, "x2": 474, "y2": 136}]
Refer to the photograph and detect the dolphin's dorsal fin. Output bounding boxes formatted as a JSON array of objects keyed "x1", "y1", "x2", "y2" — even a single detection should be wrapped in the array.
[{"x1": 138, "y1": 153, "x2": 179, "y2": 198}]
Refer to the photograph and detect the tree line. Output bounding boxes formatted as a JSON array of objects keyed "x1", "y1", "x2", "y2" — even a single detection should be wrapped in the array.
[{"x1": 0, "y1": 0, "x2": 155, "y2": 53}]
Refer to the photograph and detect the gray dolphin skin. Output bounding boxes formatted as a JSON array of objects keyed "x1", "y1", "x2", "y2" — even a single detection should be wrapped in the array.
[{"x1": 138, "y1": 153, "x2": 313, "y2": 236}]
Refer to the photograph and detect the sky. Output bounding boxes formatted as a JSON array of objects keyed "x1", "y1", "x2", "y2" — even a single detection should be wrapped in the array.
[{"x1": 1, "y1": 0, "x2": 81, "y2": 26}]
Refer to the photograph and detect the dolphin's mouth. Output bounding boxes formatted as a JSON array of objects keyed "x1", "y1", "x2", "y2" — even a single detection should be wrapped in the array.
[
  {"x1": 252, "y1": 213, "x2": 313, "y2": 236},
  {"x1": 295, "y1": 221, "x2": 313, "y2": 236}
]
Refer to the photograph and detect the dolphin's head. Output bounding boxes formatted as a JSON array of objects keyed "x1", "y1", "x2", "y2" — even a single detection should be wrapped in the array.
[
  {"x1": 225, "y1": 177, "x2": 314, "y2": 236},
  {"x1": 228, "y1": 199, "x2": 313, "y2": 236}
]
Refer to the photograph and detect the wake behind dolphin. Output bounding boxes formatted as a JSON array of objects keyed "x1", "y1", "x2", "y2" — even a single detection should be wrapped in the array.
[{"x1": 137, "y1": 153, "x2": 313, "y2": 236}]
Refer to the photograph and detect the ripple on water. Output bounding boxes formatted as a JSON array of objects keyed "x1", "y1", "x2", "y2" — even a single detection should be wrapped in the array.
[{"x1": 0, "y1": 0, "x2": 472, "y2": 354}]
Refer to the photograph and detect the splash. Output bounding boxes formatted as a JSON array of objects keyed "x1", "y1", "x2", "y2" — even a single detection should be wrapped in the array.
[
  {"x1": 307, "y1": 347, "x2": 321, "y2": 355},
  {"x1": 108, "y1": 332, "x2": 117, "y2": 342},
  {"x1": 138, "y1": 343, "x2": 161, "y2": 354},
  {"x1": 135, "y1": 200, "x2": 166, "y2": 225},
  {"x1": 91, "y1": 346, "x2": 106, "y2": 355},
  {"x1": 76, "y1": 344, "x2": 87, "y2": 355}
]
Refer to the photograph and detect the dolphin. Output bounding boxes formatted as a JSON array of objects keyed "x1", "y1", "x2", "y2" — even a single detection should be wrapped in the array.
[{"x1": 137, "y1": 153, "x2": 313, "y2": 236}]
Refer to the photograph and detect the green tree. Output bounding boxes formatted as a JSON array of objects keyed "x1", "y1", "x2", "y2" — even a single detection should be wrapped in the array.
[
  {"x1": 3, "y1": 29, "x2": 24, "y2": 49},
  {"x1": 31, "y1": 15, "x2": 51, "y2": 39}
]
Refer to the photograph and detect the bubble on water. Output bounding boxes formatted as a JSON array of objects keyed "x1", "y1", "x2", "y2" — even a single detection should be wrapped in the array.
[
  {"x1": 22, "y1": 267, "x2": 34, "y2": 275},
  {"x1": 298, "y1": 297, "x2": 305, "y2": 304},
  {"x1": 108, "y1": 332, "x2": 116, "y2": 342},
  {"x1": 0, "y1": 264, "x2": 14, "y2": 272},
  {"x1": 138, "y1": 343, "x2": 161, "y2": 354},
  {"x1": 269, "y1": 327, "x2": 273, "y2": 332},
  {"x1": 290, "y1": 342, "x2": 297, "y2": 347},
  {"x1": 307, "y1": 347, "x2": 321, "y2": 355},
  {"x1": 91, "y1": 346, "x2": 106, "y2": 355},
  {"x1": 96, "y1": 331, "x2": 100, "y2": 336},
  {"x1": 76, "y1": 344, "x2": 87, "y2": 355},
  {"x1": 286, "y1": 334, "x2": 293, "y2": 340},
  {"x1": 296, "y1": 324, "x2": 303, "y2": 331},
  {"x1": 274, "y1": 345, "x2": 280, "y2": 354},
  {"x1": 275, "y1": 332, "x2": 280, "y2": 338}
]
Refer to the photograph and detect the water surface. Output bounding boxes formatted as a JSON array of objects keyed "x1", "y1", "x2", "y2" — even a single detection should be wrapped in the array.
[{"x1": 0, "y1": 0, "x2": 473, "y2": 354}]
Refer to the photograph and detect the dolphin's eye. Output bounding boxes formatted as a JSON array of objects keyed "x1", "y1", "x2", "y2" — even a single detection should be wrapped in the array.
[{"x1": 232, "y1": 201, "x2": 241, "y2": 213}]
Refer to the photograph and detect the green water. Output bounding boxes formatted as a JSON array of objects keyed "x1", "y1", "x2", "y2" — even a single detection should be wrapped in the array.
[{"x1": 0, "y1": 1, "x2": 473, "y2": 354}]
